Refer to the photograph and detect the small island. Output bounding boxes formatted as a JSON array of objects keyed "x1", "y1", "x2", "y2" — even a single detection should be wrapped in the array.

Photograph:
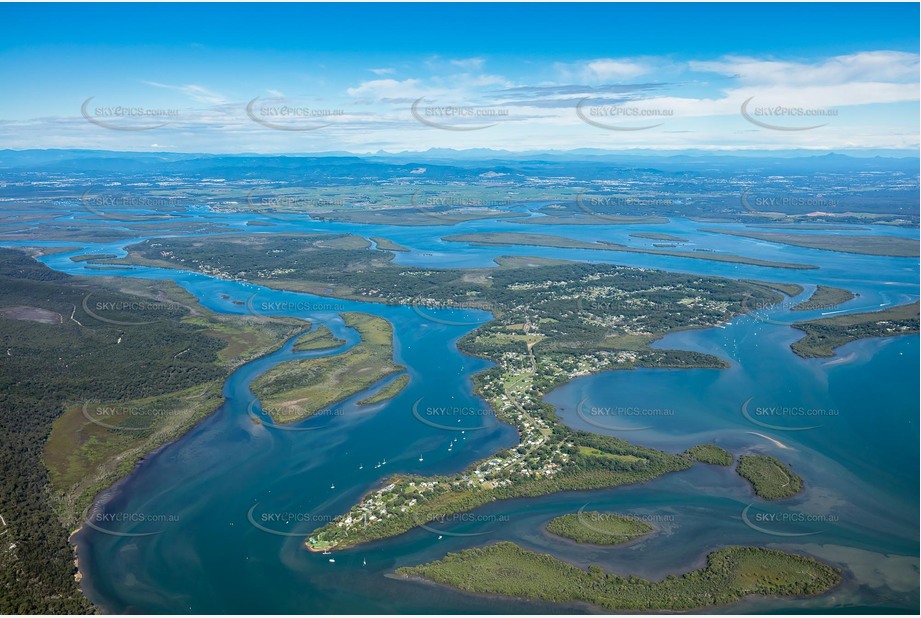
[
  {"x1": 357, "y1": 374, "x2": 410, "y2": 405},
  {"x1": 396, "y1": 542, "x2": 840, "y2": 611},
  {"x1": 630, "y1": 232, "x2": 686, "y2": 242},
  {"x1": 792, "y1": 285, "x2": 856, "y2": 311},
  {"x1": 737, "y1": 454, "x2": 803, "y2": 500},
  {"x1": 701, "y1": 229, "x2": 920, "y2": 257},
  {"x1": 251, "y1": 312, "x2": 404, "y2": 423},
  {"x1": 444, "y1": 231, "x2": 817, "y2": 270},
  {"x1": 546, "y1": 512, "x2": 653, "y2": 545},
  {"x1": 685, "y1": 444, "x2": 733, "y2": 466}
]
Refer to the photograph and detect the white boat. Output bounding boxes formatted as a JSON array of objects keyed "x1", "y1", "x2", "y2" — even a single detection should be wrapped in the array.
[
  {"x1": 330, "y1": 483, "x2": 335, "y2": 489},
  {"x1": 418, "y1": 455, "x2": 424, "y2": 462},
  {"x1": 363, "y1": 558, "x2": 367, "y2": 566},
  {"x1": 329, "y1": 558, "x2": 335, "y2": 563}
]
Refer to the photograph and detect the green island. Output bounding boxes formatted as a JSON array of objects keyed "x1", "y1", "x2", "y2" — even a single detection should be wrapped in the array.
[
  {"x1": 701, "y1": 229, "x2": 920, "y2": 258},
  {"x1": 546, "y1": 511, "x2": 653, "y2": 545},
  {"x1": 69, "y1": 253, "x2": 118, "y2": 262},
  {"x1": 444, "y1": 231, "x2": 818, "y2": 270},
  {"x1": 630, "y1": 232, "x2": 686, "y2": 242},
  {"x1": 357, "y1": 374, "x2": 410, "y2": 405},
  {"x1": 737, "y1": 455, "x2": 804, "y2": 500},
  {"x1": 251, "y1": 312, "x2": 404, "y2": 424},
  {"x1": 792, "y1": 285, "x2": 856, "y2": 311},
  {"x1": 369, "y1": 236, "x2": 410, "y2": 252},
  {"x1": 107, "y1": 233, "x2": 789, "y2": 553},
  {"x1": 518, "y1": 214, "x2": 669, "y2": 225},
  {"x1": 686, "y1": 443, "x2": 734, "y2": 466},
  {"x1": 395, "y1": 542, "x2": 840, "y2": 611},
  {"x1": 293, "y1": 324, "x2": 345, "y2": 351},
  {"x1": 0, "y1": 248, "x2": 303, "y2": 613},
  {"x1": 790, "y1": 301, "x2": 919, "y2": 358},
  {"x1": 741, "y1": 279, "x2": 805, "y2": 297}
]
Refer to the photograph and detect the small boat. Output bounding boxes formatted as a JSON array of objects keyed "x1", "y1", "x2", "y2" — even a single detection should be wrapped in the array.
[
  {"x1": 437, "y1": 535, "x2": 443, "y2": 540},
  {"x1": 330, "y1": 483, "x2": 335, "y2": 489},
  {"x1": 418, "y1": 455, "x2": 424, "y2": 462},
  {"x1": 359, "y1": 464, "x2": 363, "y2": 470},
  {"x1": 322, "y1": 550, "x2": 330, "y2": 555},
  {"x1": 363, "y1": 558, "x2": 367, "y2": 566},
  {"x1": 382, "y1": 458, "x2": 387, "y2": 465},
  {"x1": 329, "y1": 558, "x2": 335, "y2": 563}
]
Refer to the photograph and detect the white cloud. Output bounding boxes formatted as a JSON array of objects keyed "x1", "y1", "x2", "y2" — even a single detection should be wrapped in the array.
[
  {"x1": 556, "y1": 58, "x2": 654, "y2": 83},
  {"x1": 690, "y1": 51, "x2": 919, "y2": 87},
  {"x1": 346, "y1": 78, "x2": 428, "y2": 101},
  {"x1": 142, "y1": 81, "x2": 229, "y2": 105}
]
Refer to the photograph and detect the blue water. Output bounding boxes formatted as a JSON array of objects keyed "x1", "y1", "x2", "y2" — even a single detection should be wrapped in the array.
[{"x1": 5, "y1": 207, "x2": 918, "y2": 613}]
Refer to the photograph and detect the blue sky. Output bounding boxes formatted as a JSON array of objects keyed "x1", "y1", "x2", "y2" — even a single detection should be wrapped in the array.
[{"x1": 0, "y1": 3, "x2": 918, "y2": 154}]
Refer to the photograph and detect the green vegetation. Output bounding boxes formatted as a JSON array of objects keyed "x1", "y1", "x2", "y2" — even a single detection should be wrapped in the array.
[
  {"x1": 119, "y1": 235, "x2": 786, "y2": 552},
  {"x1": 685, "y1": 444, "x2": 733, "y2": 466},
  {"x1": 630, "y1": 232, "x2": 686, "y2": 242},
  {"x1": 741, "y1": 279, "x2": 805, "y2": 297},
  {"x1": 369, "y1": 236, "x2": 410, "y2": 252},
  {"x1": 546, "y1": 512, "x2": 653, "y2": 545},
  {"x1": 702, "y1": 229, "x2": 919, "y2": 257},
  {"x1": 792, "y1": 285, "x2": 856, "y2": 311},
  {"x1": 790, "y1": 302, "x2": 919, "y2": 358},
  {"x1": 396, "y1": 542, "x2": 840, "y2": 611},
  {"x1": 0, "y1": 248, "x2": 301, "y2": 613},
  {"x1": 737, "y1": 455, "x2": 803, "y2": 500},
  {"x1": 69, "y1": 253, "x2": 118, "y2": 262},
  {"x1": 293, "y1": 324, "x2": 344, "y2": 351},
  {"x1": 251, "y1": 313, "x2": 404, "y2": 423},
  {"x1": 445, "y1": 231, "x2": 817, "y2": 270},
  {"x1": 357, "y1": 374, "x2": 410, "y2": 405}
]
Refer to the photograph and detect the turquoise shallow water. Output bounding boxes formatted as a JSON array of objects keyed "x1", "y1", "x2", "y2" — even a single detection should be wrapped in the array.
[{"x1": 6, "y1": 210, "x2": 919, "y2": 613}]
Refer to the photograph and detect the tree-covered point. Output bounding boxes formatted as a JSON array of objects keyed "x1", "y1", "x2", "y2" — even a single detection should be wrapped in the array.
[
  {"x1": 737, "y1": 455, "x2": 804, "y2": 500},
  {"x1": 685, "y1": 444, "x2": 733, "y2": 466},
  {"x1": 790, "y1": 301, "x2": 919, "y2": 358},
  {"x1": 546, "y1": 512, "x2": 653, "y2": 545},
  {"x1": 357, "y1": 374, "x2": 409, "y2": 406},
  {"x1": 791, "y1": 285, "x2": 856, "y2": 311},
  {"x1": 396, "y1": 542, "x2": 840, "y2": 611}
]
